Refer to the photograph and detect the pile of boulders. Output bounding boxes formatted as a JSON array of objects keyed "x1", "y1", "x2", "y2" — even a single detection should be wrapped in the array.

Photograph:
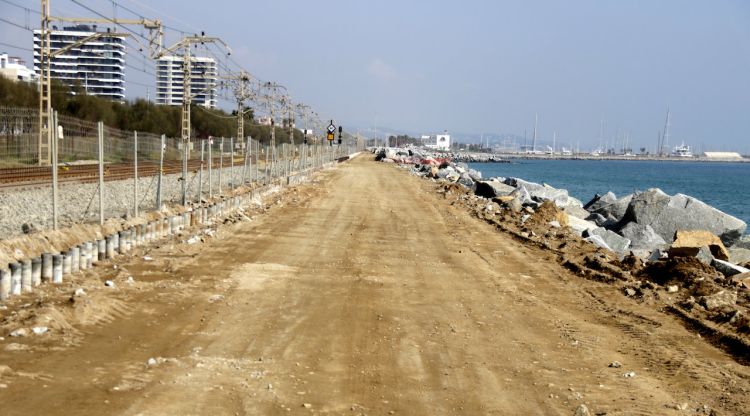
[{"x1": 374, "y1": 146, "x2": 750, "y2": 274}]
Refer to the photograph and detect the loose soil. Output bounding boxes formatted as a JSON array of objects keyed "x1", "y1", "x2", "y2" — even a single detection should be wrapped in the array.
[{"x1": 0, "y1": 155, "x2": 748, "y2": 415}]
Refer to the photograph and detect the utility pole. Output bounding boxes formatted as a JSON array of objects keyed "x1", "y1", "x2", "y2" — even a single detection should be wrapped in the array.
[
  {"x1": 219, "y1": 70, "x2": 254, "y2": 149},
  {"x1": 38, "y1": 0, "x2": 163, "y2": 165},
  {"x1": 261, "y1": 82, "x2": 286, "y2": 174},
  {"x1": 156, "y1": 33, "x2": 231, "y2": 205}
]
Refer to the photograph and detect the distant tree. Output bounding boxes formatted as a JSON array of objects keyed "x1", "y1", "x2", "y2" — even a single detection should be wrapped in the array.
[{"x1": 0, "y1": 76, "x2": 301, "y2": 142}]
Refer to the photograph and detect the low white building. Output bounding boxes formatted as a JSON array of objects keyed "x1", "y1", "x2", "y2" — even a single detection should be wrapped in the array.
[
  {"x1": 0, "y1": 53, "x2": 36, "y2": 82},
  {"x1": 422, "y1": 131, "x2": 451, "y2": 151},
  {"x1": 702, "y1": 151, "x2": 743, "y2": 159}
]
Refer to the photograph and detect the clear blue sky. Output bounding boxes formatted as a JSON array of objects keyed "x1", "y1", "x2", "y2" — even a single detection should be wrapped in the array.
[{"x1": 1, "y1": 0, "x2": 749, "y2": 152}]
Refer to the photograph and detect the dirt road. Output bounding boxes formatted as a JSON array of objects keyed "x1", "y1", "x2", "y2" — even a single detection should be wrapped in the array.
[{"x1": 1, "y1": 155, "x2": 748, "y2": 415}]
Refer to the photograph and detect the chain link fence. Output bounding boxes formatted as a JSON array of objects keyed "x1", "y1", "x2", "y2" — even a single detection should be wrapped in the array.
[{"x1": 0, "y1": 107, "x2": 366, "y2": 238}]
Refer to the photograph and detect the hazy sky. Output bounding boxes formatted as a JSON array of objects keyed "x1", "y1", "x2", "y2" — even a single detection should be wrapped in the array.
[{"x1": 1, "y1": 0, "x2": 749, "y2": 151}]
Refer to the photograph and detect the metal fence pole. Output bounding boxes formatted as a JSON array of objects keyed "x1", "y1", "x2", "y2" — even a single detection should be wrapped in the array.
[
  {"x1": 156, "y1": 134, "x2": 165, "y2": 209},
  {"x1": 133, "y1": 130, "x2": 139, "y2": 217},
  {"x1": 218, "y1": 137, "x2": 224, "y2": 195},
  {"x1": 230, "y1": 137, "x2": 235, "y2": 191},
  {"x1": 51, "y1": 111, "x2": 59, "y2": 230},
  {"x1": 181, "y1": 139, "x2": 188, "y2": 206},
  {"x1": 242, "y1": 136, "x2": 250, "y2": 185},
  {"x1": 198, "y1": 139, "x2": 204, "y2": 202},
  {"x1": 97, "y1": 122, "x2": 105, "y2": 225},
  {"x1": 264, "y1": 146, "x2": 271, "y2": 184},
  {"x1": 208, "y1": 138, "x2": 213, "y2": 198}
]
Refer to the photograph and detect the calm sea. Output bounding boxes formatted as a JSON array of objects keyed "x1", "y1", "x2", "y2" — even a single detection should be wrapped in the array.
[{"x1": 469, "y1": 160, "x2": 750, "y2": 228}]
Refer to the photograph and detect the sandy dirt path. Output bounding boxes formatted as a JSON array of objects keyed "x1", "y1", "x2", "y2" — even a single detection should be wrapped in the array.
[{"x1": 0, "y1": 155, "x2": 748, "y2": 415}]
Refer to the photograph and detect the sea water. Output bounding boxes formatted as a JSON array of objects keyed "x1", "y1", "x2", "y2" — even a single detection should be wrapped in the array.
[{"x1": 469, "y1": 160, "x2": 750, "y2": 228}]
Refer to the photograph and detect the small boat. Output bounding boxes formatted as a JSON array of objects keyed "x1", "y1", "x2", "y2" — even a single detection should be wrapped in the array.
[{"x1": 671, "y1": 142, "x2": 693, "y2": 157}]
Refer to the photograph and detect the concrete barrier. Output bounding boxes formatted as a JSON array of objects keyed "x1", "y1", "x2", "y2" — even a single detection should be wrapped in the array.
[
  {"x1": 71, "y1": 246, "x2": 80, "y2": 273},
  {"x1": 97, "y1": 239, "x2": 105, "y2": 262},
  {"x1": 31, "y1": 257, "x2": 41, "y2": 286},
  {"x1": 106, "y1": 235, "x2": 116, "y2": 259},
  {"x1": 10, "y1": 262, "x2": 21, "y2": 295},
  {"x1": 85, "y1": 242, "x2": 94, "y2": 268},
  {"x1": 0, "y1": 269, "x2": 9, "y2": 301},
  {"x1": 118, "y1": 231, "x2": 127, "y2": 255},
  {"x1": 41, "y1": 253, "x2": 52, "y2": 282},
  {"x1": 21, "y1": 259, "x2": 31, "y2": 293},
  {"x1": 52, "y1": 254, "x2": 63, "y2": 283},
  {"x1": 63, "y1": 251, "x2": 72, "y2": 275}
]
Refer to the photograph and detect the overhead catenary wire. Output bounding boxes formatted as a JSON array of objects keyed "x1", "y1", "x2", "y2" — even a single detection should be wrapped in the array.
[
  {"x1": 0, "y1": 17, "x2": 33, "y2": 32},
  {"x1": 6, "y1": 0, "x2": 323, "y2": 127},
  {"x1": 0, "y1": 41, "x2": 32, "y2": 52}
]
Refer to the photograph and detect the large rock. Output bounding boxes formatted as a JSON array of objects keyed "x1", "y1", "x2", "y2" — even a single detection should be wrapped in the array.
[
  {"x1": 474, "y1": 180, "x2": 515, "y2": 199},
  {"x1": 584, "y1": 192, "x2": 617, "y2": 211},
  {"x1": 668, "y1": 230, "x2": 730, "y2": 261},
  {"x1": 563, "y1": 204, "x2": 590, "y2": 220},
  {"x1": 589, "y1": 194, "x2": 633, "y2": 223},
  {"x1": 467, "y1": 169, "x2": 482, "y2": 181},
  {"x1": 584, "y1": 234, "x2": 612, "y2": 251},
  {"x1": 503, "y1": 178, "x2": 579, "y2": 209},
  {"x1": 729, "y1": 247, "x2": 750, "y2": 265},
  {"x1": 619, "y1": 223, "x2": 667, "y2": 252},
  {"x1": 568, "y1": 216, "x2": 597, "y2": 236},
  {"x1": 735, "y1": 235, "x2": 750, "y2": 250},
  {"x1": 699, "y1": 290, "x2": 737, "y2": 310},
  {"x1": 620, "y1": 189, "x2": 747, "y2": 247},
  {"x1": 711, "y1": 259, "x2": 750, "y2": 277},
  {"x1": 583, "y1": 227, "x2": 631, "y2": 253}
]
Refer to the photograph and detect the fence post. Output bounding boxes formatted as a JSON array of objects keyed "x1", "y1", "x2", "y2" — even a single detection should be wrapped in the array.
[
  {"x1": 133, "y1": 130, "x2": 139, "y2": 217},
  {"x1": 198, "y1": 139, "x2": 204, "y2": 202},
  {"x1": 156, "y1": 134, "x2": 164, "y2": 209},
  {"x1": 218, "y1": 137, "x2": 224, "y2": 195},
  {"x1": 264, "y1": 146, "x2": 271, "y2": 184},
  {"x1": 208, "y1": 138, "x2": 213, "y2": 197},
  {"x1": 51, "y1": 111, "x2": 59, "y2": 230},
  {"x1": 255, "y1": 140, "x2": 259, "y2": 183},
  {"x1": 230, "y1": 137, "x2": 235, "y2": 191},
  {"x1": 181, "y1": 138, "x2": 188, "y2": 206},
  {"x1": 97, "y1": 121, "x2": 105, "y2": 225},
  {"x1": 242, "y1": 136, "x2": 250, "y2": 185}
]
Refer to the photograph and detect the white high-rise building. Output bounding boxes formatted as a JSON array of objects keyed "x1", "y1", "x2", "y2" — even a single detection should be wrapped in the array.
[
  {"x1": 0, "y1": 53, "x2": 36, "y2": 82},
  {"x1": 155, "y1": 56, "x2": 217, "y2": 109},
  {"x1": 33, "y1": 25, "x2": 126, "y2": 101}
]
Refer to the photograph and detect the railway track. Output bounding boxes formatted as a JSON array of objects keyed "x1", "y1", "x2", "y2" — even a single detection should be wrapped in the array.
[{"x1": 0, "y1": 157, "x2": 249, "y2": 191}]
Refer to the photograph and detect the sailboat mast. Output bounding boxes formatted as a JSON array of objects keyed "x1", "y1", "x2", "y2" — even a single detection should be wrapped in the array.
[
  {"x1": 532, "y1": 113, "x2": 538, "y2": 153},
  {"x1": 552, "y1": 131, "x2": 556, "y2": 154},
  {"x1": 660, "y1": 107, "x2": 671, "y2": 156}
]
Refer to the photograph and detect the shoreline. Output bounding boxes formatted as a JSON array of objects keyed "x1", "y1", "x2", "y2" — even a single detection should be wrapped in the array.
[{"x1": 477, "y1": 152, "x2": 749, "y2": 163}]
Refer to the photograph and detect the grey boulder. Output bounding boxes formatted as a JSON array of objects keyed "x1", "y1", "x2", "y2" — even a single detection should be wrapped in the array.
[
  {"x1": 584, "y1": 234, "x2": 612, "y2": 251},
  {"x1": 503, "y1": 178, "x2": 579, "y2": 209},
  {"x1": 619, "y1": 223, "x2": 667, "y2": 252},
  {"x1": 583, "y1": 227, "x2": 631, "y2": 253},
  {"x1": 620, "y1": 189, "x2": 747, "y2": 247},
  {"x1": 474, "y1": 180, "x2": 515, "y2": 198},
  {"x1": 584, "y1": 192, "x2": 617, "y2": 211}
]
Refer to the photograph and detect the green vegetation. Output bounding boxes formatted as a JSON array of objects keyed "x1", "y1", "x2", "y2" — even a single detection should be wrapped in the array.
[{"x1": 0, "y1": 76, "x2": 303, "y2": 144}]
